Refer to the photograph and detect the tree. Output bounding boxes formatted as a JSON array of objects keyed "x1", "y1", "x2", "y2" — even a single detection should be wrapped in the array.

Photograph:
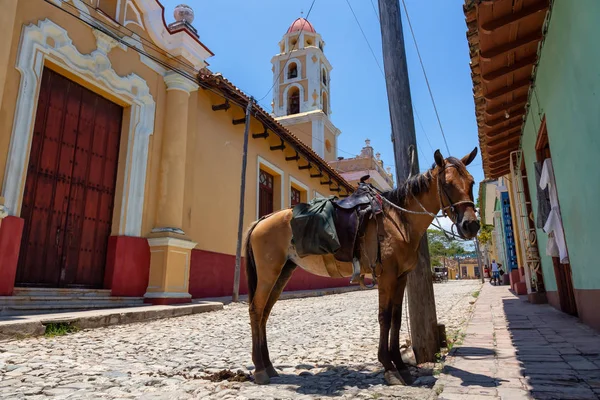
[
  {"x1": 427, "y1": 229, "x2": 469, "y2": 269},
  {"x1": 477, "y1": 224, "x2": 494, "y2": 245}
]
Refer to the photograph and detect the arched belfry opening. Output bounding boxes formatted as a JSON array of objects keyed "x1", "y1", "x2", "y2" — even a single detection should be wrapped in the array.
[
  {"x1": 288, "y1": 86, "x2": 300, "y2": 115},
  {"x1": 322, "y1": 91, "x2": 329, "y2": 115},
  {"x1": 288, "y1": 62, "x2": 298, "y2": 79}
]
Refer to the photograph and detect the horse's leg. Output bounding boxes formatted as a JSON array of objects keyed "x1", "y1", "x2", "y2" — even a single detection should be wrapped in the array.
[
  {"x1": 260, "y1": 260, "x2": 297, "y2": 378},
  {"x1": 248, "y1": 262, "x2": 284, "y2": 385},
  {"x1": 390, "y1": 274, "x2": 414, "y2": 385},
  {"x1": 377, "y1": 272, "x2": 404, "y2": 385}
]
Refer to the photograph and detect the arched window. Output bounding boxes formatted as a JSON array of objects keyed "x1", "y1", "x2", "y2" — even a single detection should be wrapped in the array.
[
  {"x1": 288, "y1": 87, "x2": 300, "y2": 115},
  {"x1": 288, "y1": 62, "x2": 298, "y2": 79},
  {"x1": 322, "y1": 91, "x2": 328, "y2": 115},
  {"x1": 322, "y1": 69, "x2": 327, "y2": 86}
]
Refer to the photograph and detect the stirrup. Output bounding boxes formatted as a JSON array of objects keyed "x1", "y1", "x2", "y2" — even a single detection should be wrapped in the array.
[{"x1": 350, "y1": 258, "x2": 361, "y2": 284}]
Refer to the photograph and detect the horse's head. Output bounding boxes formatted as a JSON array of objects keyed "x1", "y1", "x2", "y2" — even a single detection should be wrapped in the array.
[{"x1": 433, "y1": 147, "x2": 480, "y2": 239}]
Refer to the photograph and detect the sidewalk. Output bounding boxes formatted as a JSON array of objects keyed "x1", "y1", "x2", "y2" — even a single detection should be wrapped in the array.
[{"x1": 436, "y1": 283, "x2": 600, "y2": 400}]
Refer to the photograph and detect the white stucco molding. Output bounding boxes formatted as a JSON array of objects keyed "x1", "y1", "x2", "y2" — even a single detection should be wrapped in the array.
[
  {"x1": 289, "y1": 175, "x2": 310, "y2": 206},
  {"x1": 147, "y1": 236, "x2": 197, "y2": 249},
  {"x1": 164, "y1": 71, "x2": 199, "y2": 93},
  {"x1": 3, "y1": 19, "x2": 155, "y2": 237},
  {"x1": 276, "y1": 110, "x2": 341, "y2": 137},
  {"x1": 134, "y1": 0, "x2": 213, "y2": 70}
]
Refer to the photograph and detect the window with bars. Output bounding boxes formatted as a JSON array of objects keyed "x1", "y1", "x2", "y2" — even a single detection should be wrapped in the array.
[
  {"x1": 259, "y1": 170, "x2": 274, "y2": 218},
  {"x1": 290, "y1": 187, "x2": 301, "y2": 207}
]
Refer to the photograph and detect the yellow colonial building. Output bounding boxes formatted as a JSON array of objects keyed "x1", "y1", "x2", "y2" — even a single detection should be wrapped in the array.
[{"x1": 0, "y1": 0, "x2": 353, "y2": 308}]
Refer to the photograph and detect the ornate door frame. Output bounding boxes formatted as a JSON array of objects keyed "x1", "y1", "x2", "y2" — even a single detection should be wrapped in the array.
[{"x1": 2, "y1": 19, "x2": 155, "y2": 237}]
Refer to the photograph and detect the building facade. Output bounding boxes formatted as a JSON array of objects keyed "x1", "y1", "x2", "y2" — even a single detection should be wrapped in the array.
[
  {"x1": 0, "y1": 0, "x2": 355, "y2": 308},
  {"x1": 466, "y1": 0, "x2": 600, "y2": 331},
  {"x1": 329, "y1": 139, "x2": 395, "y2": 192}
]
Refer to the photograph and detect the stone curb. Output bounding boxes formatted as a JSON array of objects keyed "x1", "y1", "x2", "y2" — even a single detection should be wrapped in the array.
[
  {"x1": 0, "y1": 301, "x2": 223, "y2": 341},
  {"x1": 0, "y1": 286, "x2": 366, "y2": 341},
  {"x1": 206, "y1": 284, "x2": 370, "y2": 305}
]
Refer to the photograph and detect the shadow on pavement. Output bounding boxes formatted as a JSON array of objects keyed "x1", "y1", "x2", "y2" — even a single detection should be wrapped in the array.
[
  {"x1": 269, "y1": 365, "x2": 437, "y2": 396},
  {"x1": 502, "y1": 296, "x2": 600, "y2": 399},
  {"x1": 442, "y1": 365, "x2": 504, "y2": 388}
]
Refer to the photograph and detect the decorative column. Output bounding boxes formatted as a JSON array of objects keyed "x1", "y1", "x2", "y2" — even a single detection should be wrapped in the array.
[{"x1": 145, "y1": 71, "x2": 198, "y2": 304}]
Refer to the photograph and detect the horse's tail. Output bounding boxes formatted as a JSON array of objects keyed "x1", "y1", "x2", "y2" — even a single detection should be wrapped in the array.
[{"x1": 244, "y1": 219, "x2": 261, "y2": 304}]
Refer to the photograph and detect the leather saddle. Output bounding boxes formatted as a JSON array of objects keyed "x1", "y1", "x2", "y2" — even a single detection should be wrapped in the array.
[{"x1": 332, "y1": 175, "x2": 384, "y2": 263}]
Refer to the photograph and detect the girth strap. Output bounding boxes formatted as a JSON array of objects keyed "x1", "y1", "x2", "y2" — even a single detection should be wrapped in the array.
[{"x1": 323, "y1": 253, "x2": 343, "y2": 278}]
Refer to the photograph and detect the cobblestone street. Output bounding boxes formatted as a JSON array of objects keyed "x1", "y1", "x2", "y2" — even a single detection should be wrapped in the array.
[{"x1": 1, "y1": 280, "x2": 480, "y2": 399}]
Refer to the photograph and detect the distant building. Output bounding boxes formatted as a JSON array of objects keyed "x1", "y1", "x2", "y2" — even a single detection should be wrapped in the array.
[{"x1": 329, "y1": 139, "x2": 395, "y2": 191}]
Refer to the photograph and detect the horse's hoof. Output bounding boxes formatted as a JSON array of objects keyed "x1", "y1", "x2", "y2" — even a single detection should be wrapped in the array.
[
  {"x1": 254, "y1": 370, "x2": 270, "y2": 385},
  {"x1": 398, "y1": 368, "x2": 415, "y2": 385},
  {"x1": 266, "y1": 365, "x2": 279, "y2": 378},
  {"x1": 384, "y1": 370, "x2": 406, "y2": 386}
]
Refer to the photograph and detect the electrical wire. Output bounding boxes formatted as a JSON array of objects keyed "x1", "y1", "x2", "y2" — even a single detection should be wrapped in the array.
[
  {"x1": 45, "y1": 0, "x2": 352, "y2": 193},
  {"x1": 345, "y1": 0, "x2": 386, "y2": 79},
  {"x1": 370, "y1": 0, "x2": 380, "y2": 22},
  {"x1": 400, "y1": 0, "x2": 451, "y2": 155},
  {"x1": 257, "y1": 0, "x2": 317, "y2": 102}
]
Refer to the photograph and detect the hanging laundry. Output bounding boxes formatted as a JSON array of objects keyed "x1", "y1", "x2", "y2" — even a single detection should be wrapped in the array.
[
  {"x1": 534, "y1": 161, "x2": 551, "y2": 229},
  {"x1": 540, "y1": 158, "x2": 570, "y2": 264}
]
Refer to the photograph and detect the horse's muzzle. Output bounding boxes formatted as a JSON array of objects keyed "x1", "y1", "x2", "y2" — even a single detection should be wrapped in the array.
[{"x1": 458, "y1": 218, "x2": 480, "y2": 239}]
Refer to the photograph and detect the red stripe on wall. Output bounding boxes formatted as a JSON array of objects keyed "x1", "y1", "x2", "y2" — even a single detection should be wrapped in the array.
[{"x1": 189, "y1": 249, "x2": 357, "y2": 299}]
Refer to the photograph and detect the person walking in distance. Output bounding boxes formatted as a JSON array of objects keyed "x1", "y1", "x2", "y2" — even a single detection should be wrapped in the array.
[{"x1": 491, "y1": 259, "x2": 500, "y2": 286}]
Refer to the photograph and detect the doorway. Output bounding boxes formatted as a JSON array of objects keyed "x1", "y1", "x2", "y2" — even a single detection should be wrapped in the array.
[
  {"x1": 16, "y1": 68, "x2": 123, "y2": 288},
  {"x1": 536, "y1": 117, "x2": 577, "y2": 316}
]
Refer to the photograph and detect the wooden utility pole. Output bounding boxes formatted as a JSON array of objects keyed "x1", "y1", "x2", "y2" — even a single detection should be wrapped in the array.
[
  {"x1": 475, "y1": 238, "x2": 485, "y2": 284},
  {"x1": 378, "y1": 0, "x2": 440, "y2": 363},
  {"x1": 232, "y1": 98, "x2": 254, "y2": 302}
]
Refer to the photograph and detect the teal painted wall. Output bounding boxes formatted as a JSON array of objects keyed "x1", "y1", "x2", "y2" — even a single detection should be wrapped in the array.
[{"x1": 521, "y1": 0, "x2": 600, "y2": 291}]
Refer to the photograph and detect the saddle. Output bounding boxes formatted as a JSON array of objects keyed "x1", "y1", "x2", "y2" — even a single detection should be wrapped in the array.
[
  {"x1": 289, "y1": 175, "x2": 385, "y2": 285},
  {"x1": 332, "y1": 175, "x2": 385, "y2": 265}
]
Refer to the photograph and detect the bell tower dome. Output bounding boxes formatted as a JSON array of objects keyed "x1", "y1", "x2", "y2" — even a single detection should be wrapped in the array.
[{"x1": 271, "y1": 18, "x2": 340, "y2": 161}]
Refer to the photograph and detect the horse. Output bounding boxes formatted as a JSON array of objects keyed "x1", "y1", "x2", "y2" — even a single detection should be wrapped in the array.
[{"x1": 243, "y1": 148, "x2": 480, "y2": 385}]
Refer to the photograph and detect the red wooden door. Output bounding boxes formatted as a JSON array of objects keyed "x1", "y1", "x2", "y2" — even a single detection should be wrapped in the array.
[
  {"x1": 16, "y1": 68, "x2": 122, "y2": 288},
  {"x1": 259, "y1": 170, "x2": 274, "y2": 218}
]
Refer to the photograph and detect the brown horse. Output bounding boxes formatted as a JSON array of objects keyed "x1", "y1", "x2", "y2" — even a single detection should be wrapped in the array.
[{"x1": 244, "y1": 148, "x2": 480, "y2": 385}]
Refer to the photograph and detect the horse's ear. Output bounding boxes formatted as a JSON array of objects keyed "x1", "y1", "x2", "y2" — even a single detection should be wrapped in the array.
[
  {"x1": 461, "y1": 147, "x2": 478, "y2": 166},
  {"x1": 434, "y1": 150, "x2": 444, "y2": 168}
]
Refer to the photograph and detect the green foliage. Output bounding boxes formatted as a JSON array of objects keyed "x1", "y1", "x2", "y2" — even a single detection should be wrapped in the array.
[
  {"x1": 477, "y1": 224, "x2": 494, "y2": 245},
  {"x1": 44, "y1": 322, "x2": 78, "y2": 337},
  {"x1": 427, "y1": 229, "x2": 468, "y2": 268}
]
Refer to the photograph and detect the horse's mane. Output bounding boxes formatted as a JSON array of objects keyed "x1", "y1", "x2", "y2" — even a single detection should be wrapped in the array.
[{"x1": 381, "y1": 156, "x2": 466, "y2": 208}]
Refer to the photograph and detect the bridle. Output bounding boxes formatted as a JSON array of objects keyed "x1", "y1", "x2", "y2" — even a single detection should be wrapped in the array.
[
  {"x1": 435, "y1": 165, "x2": 476, "y2": 224},
  {"x1": 379, "y1": 164, "x2": 475, "y2": 224}
]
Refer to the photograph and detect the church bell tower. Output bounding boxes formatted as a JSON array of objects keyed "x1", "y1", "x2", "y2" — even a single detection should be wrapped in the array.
[{"x1": 271, "y1": 18, "x2": 340, "y2": 161}]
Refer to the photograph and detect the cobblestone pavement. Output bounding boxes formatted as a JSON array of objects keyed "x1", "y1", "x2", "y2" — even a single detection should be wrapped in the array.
[
  {"x1": 436, "y1": 283, "x2": 600, "y2": 400},
  {"x1": 1, "y1": 280, "x2": 481, "y2": 399}
]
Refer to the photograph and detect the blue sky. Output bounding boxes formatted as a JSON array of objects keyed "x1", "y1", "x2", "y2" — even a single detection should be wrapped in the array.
[{"x1": 162, "y1": 0, "x2": 483, "y2": 200}]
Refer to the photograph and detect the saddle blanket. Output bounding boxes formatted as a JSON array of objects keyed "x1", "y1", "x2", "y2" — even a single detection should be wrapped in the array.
[{"x1": 290, "y1": 196, "x2": 340, "y2": 258}]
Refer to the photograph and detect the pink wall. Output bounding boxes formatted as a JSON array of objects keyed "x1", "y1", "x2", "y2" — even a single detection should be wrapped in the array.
[
  {"x1": 0, "y1": 216, "x2": 24, "y2": 296},
  {"x1": 104, "y1": 236, "x2": 150, "y2": 297},
  {"x1": 189, "y1": 249, "x2": 357, "y2": 299}
]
